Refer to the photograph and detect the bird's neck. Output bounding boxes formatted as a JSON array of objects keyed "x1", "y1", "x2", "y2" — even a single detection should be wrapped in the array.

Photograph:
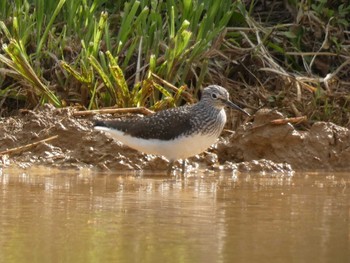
[{"x1": 194, "y1": 100, "x2": 223, "y2": 112}]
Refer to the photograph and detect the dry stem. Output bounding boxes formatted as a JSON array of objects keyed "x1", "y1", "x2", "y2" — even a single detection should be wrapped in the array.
[
  {"x1": 0, "y1": 135, "x2": 59, "y2": 156},
  {"x1": 73, "y1": 107, "x2": 154, "y2": 117}
]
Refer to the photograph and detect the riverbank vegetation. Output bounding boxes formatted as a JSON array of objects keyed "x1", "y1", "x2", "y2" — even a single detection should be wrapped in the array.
[{"x1": 0, "y1": 0, "x2": 349, "y2": 126}]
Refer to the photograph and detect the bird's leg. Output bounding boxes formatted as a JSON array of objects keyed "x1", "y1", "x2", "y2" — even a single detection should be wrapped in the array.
[
  {"x1": 167, "y1": 160, "x2": 174, "y2": 176},
  {"x1": 181, "y1": 159, "x2": 186, "y2": 176}
]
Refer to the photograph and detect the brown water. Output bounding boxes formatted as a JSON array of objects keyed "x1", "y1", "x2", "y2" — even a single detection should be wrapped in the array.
[{"x1": 0, "y1": 168, "x2": 349, "y2": 263}]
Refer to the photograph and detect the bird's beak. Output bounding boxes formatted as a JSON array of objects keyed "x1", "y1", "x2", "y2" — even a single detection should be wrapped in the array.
[{"x1": 222, "y1": 99, "x2": 250, "y2": 116}]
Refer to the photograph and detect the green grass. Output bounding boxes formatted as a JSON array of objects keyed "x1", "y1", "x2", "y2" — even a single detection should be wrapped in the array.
[{"x1": 0, "y1": 0, "x2": 238, "y2": 110}]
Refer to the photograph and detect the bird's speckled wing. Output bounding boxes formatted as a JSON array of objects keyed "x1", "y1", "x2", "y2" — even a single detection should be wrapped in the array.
[{"x1": 94, "y1": 106, "x2": 196, "y2": 140}]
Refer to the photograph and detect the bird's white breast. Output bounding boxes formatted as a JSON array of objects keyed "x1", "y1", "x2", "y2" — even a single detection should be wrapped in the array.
[{"x1": 95, "y1": 126, "x2": 219, "y2": 160}]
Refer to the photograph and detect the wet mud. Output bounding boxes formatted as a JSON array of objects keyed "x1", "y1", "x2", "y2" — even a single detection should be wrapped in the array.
[
  {"x1": 1, "y1": 105, "x2": 349, "y2": 173},
  {"x1": 218, "y1": 109, "x2": 350, "y2": 171}
]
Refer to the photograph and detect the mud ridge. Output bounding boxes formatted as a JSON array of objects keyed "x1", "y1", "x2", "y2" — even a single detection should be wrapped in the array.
[{"x1": 1, "y1": 105, "x2": 349, "y2": 173}]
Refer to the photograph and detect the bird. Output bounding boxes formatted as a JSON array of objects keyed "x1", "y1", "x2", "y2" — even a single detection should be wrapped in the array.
[{"x1": 94, "y1": 85, "x2": 250, "y2": 174}]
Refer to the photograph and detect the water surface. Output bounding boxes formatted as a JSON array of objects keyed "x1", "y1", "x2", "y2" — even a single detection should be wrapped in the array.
[{"x1": 0, "y1": 168, "x2": 349, "y2": 262}]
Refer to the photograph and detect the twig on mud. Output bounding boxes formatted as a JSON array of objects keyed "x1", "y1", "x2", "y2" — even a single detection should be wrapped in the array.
[
  {"x1": 72, "y1": 107, "x2": 154, "y2": 117},
  {"x1": 269, "y1": 116, "x2": 307, "y2": 125},
  {"x1": 250, "y1": 116, "x2": 307, "y2": 131},
  {"x1": 0, "y1": 135, "x2": 59, "y2": 156}
]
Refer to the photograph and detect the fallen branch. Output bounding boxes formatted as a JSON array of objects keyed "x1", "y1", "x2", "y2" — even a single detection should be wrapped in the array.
[
  {"x1": 0, "y1": 135, "x2": 59, "y2": 156},
  {"x1": 72, "y1": 107, "x2": 154, "y2": 117}
]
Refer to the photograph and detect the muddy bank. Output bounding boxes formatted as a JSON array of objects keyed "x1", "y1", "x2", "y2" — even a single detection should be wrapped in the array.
[
  {"x1": 218, "y1": 109, "x2": 350, "y2": 171},
  {"x1": 0, "y1": 105, "x2": 349, "y2": 173}
]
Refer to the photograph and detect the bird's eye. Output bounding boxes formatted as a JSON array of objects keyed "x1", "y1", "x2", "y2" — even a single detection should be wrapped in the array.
[{"x1": 211, "y1": 93, "x2": 218, "y2": 99}]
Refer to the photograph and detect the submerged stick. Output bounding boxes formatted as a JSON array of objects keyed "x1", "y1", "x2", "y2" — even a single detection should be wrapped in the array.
[
  {"x1": 72, "y1": 107, "x2": 154, "y2": 117},
  {"x1": 0, "y1": 135, "x2": 59, "y2": 156}
]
